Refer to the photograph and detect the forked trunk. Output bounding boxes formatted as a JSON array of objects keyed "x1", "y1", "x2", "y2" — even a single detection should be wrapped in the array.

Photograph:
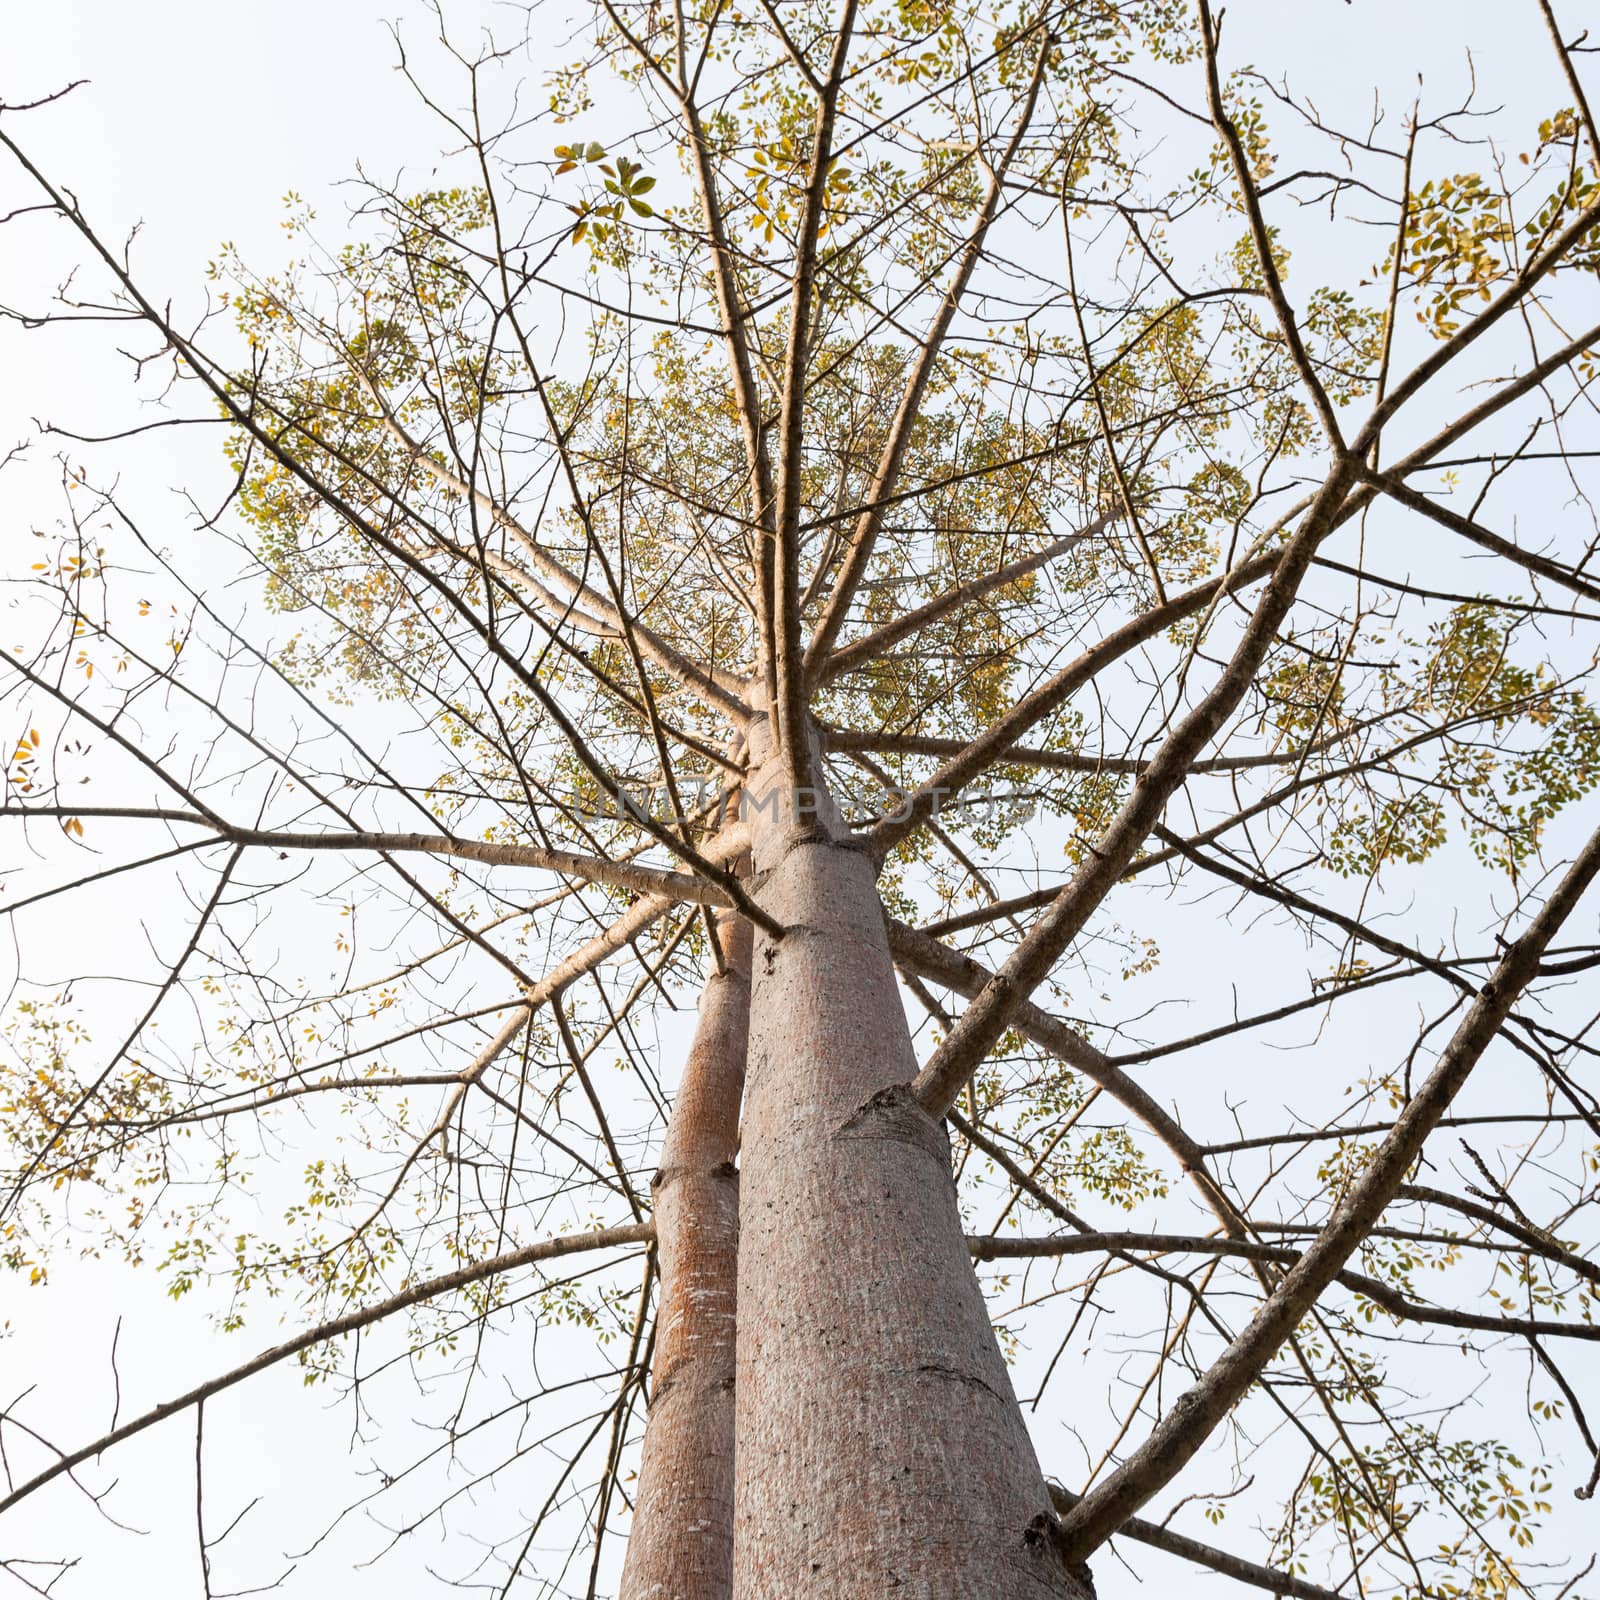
[
  {"x1": 731, "y1": 710, "x2": 1087, "y2": 1599},
  {"x1": 619, "y1": 910, "x2": 752, "y2": 1600}
]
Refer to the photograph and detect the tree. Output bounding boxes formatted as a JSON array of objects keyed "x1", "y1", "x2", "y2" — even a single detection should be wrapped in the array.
[{"x1": 3, "y1": 0, "x2": 1600, "y2": 1595}]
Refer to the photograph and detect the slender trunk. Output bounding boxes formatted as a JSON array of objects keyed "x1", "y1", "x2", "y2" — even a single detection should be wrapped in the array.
[
  {"x1": 620, "y1": 910, "x2": 752, "y2": 1600},
  {"x1": 731, "y1": 709, "x2": 1087, "y2": 1598}
]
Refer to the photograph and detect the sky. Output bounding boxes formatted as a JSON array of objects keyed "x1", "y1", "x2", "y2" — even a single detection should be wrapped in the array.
[{"x1": 2, "y1": 3, "x2": 1598, "y2": 1598}]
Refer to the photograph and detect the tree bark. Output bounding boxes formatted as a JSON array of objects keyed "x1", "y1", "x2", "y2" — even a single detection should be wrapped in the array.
[
  {"x1": 620, "y1": 910, "x2": 753, "y2": 1600},
  {"x1": 731, "y1": 708, "x2": 1088, "y2": 1599}
]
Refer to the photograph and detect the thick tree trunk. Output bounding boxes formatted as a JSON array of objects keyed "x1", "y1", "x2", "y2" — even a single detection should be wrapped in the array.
[
  {"x1": 731, "y1": 710, "x2": 1087, "y2": 1599},
  {"x1": 619, "y1": 909, "x2": 752, "y2": 1600}
]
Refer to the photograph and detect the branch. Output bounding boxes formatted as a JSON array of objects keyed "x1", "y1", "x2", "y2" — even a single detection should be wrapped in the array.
[
  {"x1": 1399, "y1": 1185, "x2": 1600, "y2": 1291},
  {"x1": 802, "y1": 24, "x2": 1055, "y2": 679},
  {"x1": 1359, "y1": 462, "x2": 1600, "y2": 604},
  {"x1": 0, "y1": 137, "x2": 775, "y2": 937},
  {"x1": 968, "y1": 1230, "x2": 1600, "y2": 1341},
  {"x1": 424, "y1": 821, "x2": 750, "y2": 1142},
  {"x1": 887, "y1": 920, "x2": 1240, "y2": 1230},
  {"x1": 0, "y1": 1222, "x2": 654, "y2": 1516},
  {"x1": 1535, "y1": 0, "x2": 1600, "y2": 157},
  {"x1": 3, "y1": 848, "x2": 243, "y2": 1223},
  {"x1": 371, "y1": 395, "x2": 751, "y2": 721},
  {"x1": 1046, "y1": 1483, "x2": 1345, "y2": 1600},
  {"x1": 0, "y1": 808, "x2": 734, "y2": 907},
  {"x1": 816, "y1": 516, "x2": 1111, "y2": 685},
  {"x1": 907, "y1": 461, "x2": 1360, "y2": 1117},
  {"x1": 863, "y1": 545, "x2": 1285, "y2": 860},
  {"x1": 771, "y1": 0, "x2": 858, "y2": 792},
  {"x1": 1353, "y1": 176, "x2": 1600, "y2": 450},
  {"x1": 625, "y1": 0, "x2": 781, "y2": 681},
  {"x1": 1198, "y1": 0, "x2": 1345, "y2": 451},
  {"x1": 826, "y1": 720, "x2": 1336, "y2": 780},
  {"x1": 1052, "y1": 819, "x2": 1600, "y2": 1562}
]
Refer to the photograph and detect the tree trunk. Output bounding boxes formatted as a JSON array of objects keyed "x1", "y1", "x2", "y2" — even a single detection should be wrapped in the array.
[
  {"x1": 731, "y1": 709, "x2": 1087, "y2": 1599},
  {"x1": 619, "y1": 909, "x2": 752, "y2": 1600}
]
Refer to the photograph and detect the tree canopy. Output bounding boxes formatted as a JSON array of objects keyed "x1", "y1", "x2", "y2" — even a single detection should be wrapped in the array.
[{"x1": 3, "y1": 1, "x2": 1600, "y2": 1595}]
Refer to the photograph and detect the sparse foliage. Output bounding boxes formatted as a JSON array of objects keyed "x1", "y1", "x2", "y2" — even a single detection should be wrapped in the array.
[{"x1": 4, "y1": 1, "x2": 1600, "y2": 1596}]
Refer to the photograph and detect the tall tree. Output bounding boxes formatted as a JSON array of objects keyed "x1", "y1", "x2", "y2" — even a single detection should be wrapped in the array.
[{"x1": 3, "y1": 2, "x2": 1600, "y2": 1596}]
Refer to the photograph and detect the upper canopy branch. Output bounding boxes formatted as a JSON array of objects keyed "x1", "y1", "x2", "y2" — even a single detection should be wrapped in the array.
[
  {"x1": 365, "y1": 381, "x2": 753, "y2": 721},
  {"x1": 0, "y1": 145, "x2": 779, "y2": 932},
  {"x1": 801, "y1": 20, "x2": 1057, "y2": 683},
  {"x1": 771, "y1": 0, "x2": 859, "y2": 794}
]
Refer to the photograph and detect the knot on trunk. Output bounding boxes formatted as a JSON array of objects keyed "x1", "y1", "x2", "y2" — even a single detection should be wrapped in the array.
[
  {"x1": 784, "y1": 819, "x2": 833, "y2": 849},
  {"x1": 760, "y1": 821, "x2": 873, "y2": 867},
  {"x1": 911, "y1": 1360, "x2": 1003, "y2": 1403},
  {"x1": 755, "y1": 922, "x2": 839, "y2": 972},
  {"x1": 1023, "y1": 1510, "x2": 1097, "y2": 1597},
  {"x1": 651, "y1": 1159, "x2": 739, "y2": 1193},
  {"x1": 748, "y1": 821, "x2": 835, "y2": 879},
  {"x1": 835, "y1": 1082, "x2": 949, "y2": 1160},
  {"x1": 705, "y1": 961, "x2": 751, "y2": 993}
]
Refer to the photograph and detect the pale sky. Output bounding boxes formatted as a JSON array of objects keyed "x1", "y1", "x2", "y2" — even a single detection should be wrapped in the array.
[{"x1": 2, "y1": 4, "x2": 1597, "y2": 1598}]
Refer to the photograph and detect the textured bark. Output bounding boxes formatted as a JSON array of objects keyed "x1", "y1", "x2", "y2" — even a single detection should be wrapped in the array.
[
  {"x1": 731, "y1": 709, "x2": 1087, "y2": 1599},
  {"x1": 620, "y1": 911, "x2": 753, "y2": 1600}
]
